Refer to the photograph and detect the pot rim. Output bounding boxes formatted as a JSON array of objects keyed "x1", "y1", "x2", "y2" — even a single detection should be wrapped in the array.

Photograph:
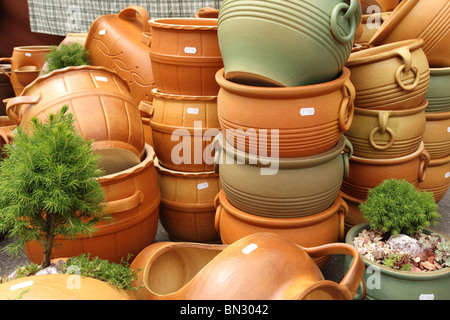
[
  {"x1": 425, "y1": 109, "x2": 450, "y2": 121},
  {"x1": 349, "y1": 141, "x2": 425, "y2": 165},
  {"x1": 148, "y1": 17, "x2": 218, "y2": 30},
  {"x1": 215, "y1": 67, "x2": 351, "y2": 99},
  {"x1": 430, "y1": 66, "x2": 450, "y2": 75},
  {"x1": 154, "y1": 157, "x2": 218, "y2": 178},
  {"x1": 346, "y1": 222, "x2": 450, "y2": 279},
  {"x1": 151, "y1": 88, "x2": 217, "y2": 101},
  {"x1": 427, "y1": 154, "x2": 450, "y2": 167},
  {"x1": 354, "y1": 99, "x2": 428, "y2": 116},
  {"x1": 11, "y1": 45, "x2": 52, "y2": 52}
]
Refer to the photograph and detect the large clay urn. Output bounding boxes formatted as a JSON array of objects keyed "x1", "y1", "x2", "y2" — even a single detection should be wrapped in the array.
[
  {"x1": 423, "y1": 111, "x2": 450, "y2": 159},
  {"x1": 148, "y1": 18, "x2": 223, "y2": 96},
  {"x1": 214, "y1": 133, "x2": 353, "y2": 218},
  {"x1": 425, "y1": 67, "x2": 450, "y2": 113},
  {"x1": 346, "y1": 39, "x2": 430, "y2": 110},
  {"x1": 218, "y1": 0, "x2": 361, "y2": 87},
  {"x1": 368, "y1": 0, "x2": 450, "y2": 67},
  {"x1": 345, "y1": 100, "x2": 427, "y2": 159},
  {"x1": 216, "y1": 67, "x2": 355, "y2": 158},
  {"x1": 214, "y1": 190, "x2": 348, "y2": 268},
  {"x1": 341, "y1": 142, "x2": 430, "y2": 200},
  {"x1": 24, "y1": 144, "x2": 161, "y2": 264},
  {"x1": 420, "y1": 154, "x2": 450, "y2": 203},
  {"x1": 155, "y1": 158, "x2": 221, "y2": 243},
  {"x1": 130, "y1": 233, "x2": 364, "y2": 300}
]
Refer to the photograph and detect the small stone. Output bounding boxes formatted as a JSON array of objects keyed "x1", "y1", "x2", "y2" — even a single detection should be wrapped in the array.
[
  {"x1": 387, "y1": 234, "x2": 426, "y2": 257},
  {"x1": 372, "y1": 250, "x2": 385, "y2": 260},
  {"x1": 421, "y1": 261, "x2": 436, "y2": 271},
  {"x1": 35, "y1": 266, "x2": 58, "y2": 276}
]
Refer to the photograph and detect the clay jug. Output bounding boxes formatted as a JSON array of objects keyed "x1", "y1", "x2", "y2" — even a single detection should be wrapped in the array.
[
  {"x1": 423, "y1": 111, "x2": 450, "y2": 159},
  {"x1": 419, "y1": 154, "x2": 450, "y2": 203},
  {"x1": 130, "y1": 233, "x2": 364, "y2": 300},
  {"x1": 425, "y1": 67, "x2": 450, "y2": 113}
]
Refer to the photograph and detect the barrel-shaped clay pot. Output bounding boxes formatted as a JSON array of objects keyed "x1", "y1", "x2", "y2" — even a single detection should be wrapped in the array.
[
  {"x1": 216, "y1": 67, "x2": 355, "y2": 158},
  {"x1": 369, "y1": 0, "x2": 450, "y2": 67},
  {"x1": 420, "y1": 154, "x2": 450, "y2": 203},
  {"x1": 423, "y1": 111, "x2": 450, "y2": 159},
  {"x1": 148, "y1": 18, "x2": 223, "y2": 96},
  {"x1": 6, "y1": 65, "x2": 145, "y2": 165},
  {"x1": 214, "y1": 190, "x2": 348, "y2": 268},
  {"x1": 130, "y1": 232, "x2": 364, "y2": 300},
  {"x1": 215, "y1": 133, "x2": 353, "y2": 218},
  {"x1": 218, "y1": 0, "x2": 361, "y2": 87},
  {"x1": 140, "y1": 89, "x2": 220, "y2": 172},
  {"x1": 345, "y1": 100, "x2": 427, "y2": 158},
  {"x1": 24, "y1": 144, "x2": 161, "y2": 264},
  {"x1": 341, "y1": 142, "x2": 430, "y2": 200},
  {"x1": 346, "y1": 39, "x2": 430, "y2": 110},
  {"x1": 426, "y1": 67, "x2": 450, "y2": 113},
  {"x1": 155, "y1": 158, "x2": 221, "y2": 243}
]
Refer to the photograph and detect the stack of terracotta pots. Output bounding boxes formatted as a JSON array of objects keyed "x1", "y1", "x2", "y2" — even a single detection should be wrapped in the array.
[
  {"x1": 141, "y1": 17, "x2": 224, "y2": 243},
  {"x1": 213, "y1": 0, "x2": 362, "y2": 268}
]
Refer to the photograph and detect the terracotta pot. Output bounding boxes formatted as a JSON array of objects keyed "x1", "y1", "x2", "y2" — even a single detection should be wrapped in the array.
[
  {"x1": 356, "y1": 12, "x2": 391, "y2": 46},
  {"x1": 0, "y1": 45, "x2": 51, "y2": 96},
  {"x1": 0, "y1": 115, "x2": 16, "y2": 153},
  {"x1": 215, "y1": 133, "x2": 353, "y2": 218},
  {"x1": 85, "y1": 6, "x2": 156, "y2": 104},
  {"x1": 140, "y1": 89, "x2": 220, "y2": 172},
  {"x1": 216, "y1": 67, "x2": 355, "y2": 158},
  {"x1": 368, "y1": 0, "x2": 450, "y2": 67},
  {"x1": 0, "y1": 65, "x2": 14, "y2": 115},
  {"x1": 24, "y1": 144, "x2": 161, "y2": 264},
  {"x1": 341, "y1": 142, "x2": 430, "y2": 200},
  {"x1": 360, "y1": 0, "x2": 399, "y2": 12},
  {"x1": 155, "y1": 158, "x2": 221, "y2": 243},
  {"x1": 0, "y1": 274, "x2": 136, "y2": 300},
  {"x1": 5, "y1": 65, "x2": 146, "y2": 168},
  {"x1": 214, "y1": 190, "x2": 348, "y2": 268},
  {"x1": 148, "y1": 18, "x2": 223, "y2": 96},
  {"x1": 218, "y1": 0, "x2": 362, "y2": 87},
  {"x1": 420, "y1": 154, "x2": 450, "y2": 203},
  {"x1": 141, "y1": 116, "x2": 155, "y2": 148},
  {"x1": 423, "y1": 111, "x2": 450, "y2": 159},
  {"x1": 345, "y1": 223, "x2": 450, "y2": 300},
  {"x1": 426, "y1": 67, "x2": 450, "y2": 113},
  {"x1": 345, "y1": 100, "x2": 427, "y2": 159},
  {"x1": 346, "y1": 39, "x2": 430, "y2": 110},
  {"x1": 340, "y1": 191, "x2": 366, "y2": 232},
  {"x1": 130, "y1": 232, "x2": 364, "y2": 300},
  {"x1": 194, "y1": 7, "x2": 219, "y2": 18}
]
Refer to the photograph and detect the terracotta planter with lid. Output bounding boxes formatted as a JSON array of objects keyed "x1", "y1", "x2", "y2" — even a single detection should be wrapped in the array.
[
  {"x1": 155, "y1": 158, "x2": 221, "y2": 243},
  {"x1": 345, "y1": 100, "x2": 427, "y2": 159},
  {"x1": 130, "y1": 232, "x2": 364, "y2": 300},
  {"x1": 420, "y1": 154, "x2": 450, "y2": 203},
  {"x1": 369, "y1": 0, "x2": 450, "y2": 67},
  {"x1": 346, "y1": 39, "x2": 430, "y2": 110},
  {"x1": 216, "y1": 67, "x2": 355, "y2": 158},
  {"x1": 24, "y1": 144, "x2": 161, "y2": 264},
  {"x1": 423, "y1": 111, "x2": 450, "y2": 159},
  {"x1": 148, "y1": 18, "x2": 223, "y2": 96},
  {"x1": 426, "y1": 67, "x2": 450, "y2": 113}
]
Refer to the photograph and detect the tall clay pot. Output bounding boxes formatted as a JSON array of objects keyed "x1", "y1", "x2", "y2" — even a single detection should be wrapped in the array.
[
  {"x1": 423, "y1": 111, "x2": 450, "y2": 159},
  {"x1": 425, "y1": 67, "x2": 450, "y2": 113},
  {"x1": 419, "y1": 154, "x2": 450, "y2": 203}
]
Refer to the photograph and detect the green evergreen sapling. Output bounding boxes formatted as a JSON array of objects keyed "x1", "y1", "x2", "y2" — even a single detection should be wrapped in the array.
[{"x1": 44, "y1": 42, "x2": 91, "y2": 74}]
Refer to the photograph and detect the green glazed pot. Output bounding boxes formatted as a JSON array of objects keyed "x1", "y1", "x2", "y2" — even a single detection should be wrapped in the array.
[
  {"x1": 344, "y1": 223, "x2": 450, "y2": 300},
  {"x1": 425, "y1": 67, "x2": 450, "y2": 113},
  {"x1": 218, "y1": 0, "x2": 362, "y2": 87}
]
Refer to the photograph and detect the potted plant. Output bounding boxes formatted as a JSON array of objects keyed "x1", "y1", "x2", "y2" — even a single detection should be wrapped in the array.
[
  {"x1": 344, "y1": 178, "x2": 450, "y2": 300},
  {"x1": 42, "y1": 42, "x2": 91, "y2": 74}
]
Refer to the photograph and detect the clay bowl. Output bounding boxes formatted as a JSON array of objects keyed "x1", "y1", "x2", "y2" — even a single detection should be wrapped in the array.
[
  {"x1": 341, "y1": 141, "x2": 430, "y2": 200},
  {"x1": 216, "y1": 67, "x2": 355, "y2": 158},
  {"x1": 346, "y1": 39, "x2": 430, "y2": 110},
  {"x1": 155, "y1": 158, "x2": 221, "y2": 243},
  {"x1": 368, "y1": 0, "x2": 450, "y2": 67},
  {"x1": 423, "y1": 111, "x2": 450, "y2": 159},
  {"x1": 214, "y1": 190, "x2": 348, "y2": 268},
  {"x1": 215, "y1": 133, "x2": 353, "y2": 218},
  {"x1": 345, "y1": 100, "x2": 427, "y2": 159},
  {"x1": 419, "y1": 154, "x2": 450, "y2": 203},
  {"x1": 130, "y1": 232, "x2": 364, "y2": 300},
  {"x1": 425, "y1": 67, "x2": 450, "y2": 113}
]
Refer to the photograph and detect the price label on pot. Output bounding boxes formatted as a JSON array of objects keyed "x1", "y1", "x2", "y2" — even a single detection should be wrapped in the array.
[
  {"x1": 197, "y1": 182, "x2": 209, "y2": 190},
  {"x1": 445, "y1": 172, "x2": 450, "y2": 179},
  {"x1": 95, "y1": 76, "x2": 108, "y2": 82},
  {"x1": 419, "y1": 294, "x2": 435, "y2": 300},
  {"x1": 187, "y1": 108, "x2": 199, "y2": 115},
  {"x1": 99, "y1": 29, "x2": 106, "y2": 35},
  {"x1": 25, "y1": 52, "x2": 32, "y2": 57},
  {"x1": 300, "y1": 107, "x2": 315, "y2": 116},
  {"x1": 447, "y1": 127, "x2": 450, "y2": 133},
  {"x1": 10, "y1": 280, "x2": 34, "y2": 291},
  {"x1": 184, "y1": 47, "x2": 197, "y2": 54}
]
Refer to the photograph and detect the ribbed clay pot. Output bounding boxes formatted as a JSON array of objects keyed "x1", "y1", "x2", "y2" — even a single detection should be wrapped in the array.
[
  {"x1": 155, "y1": 158, "x2": 221, "y2": 243},
  {"x1": 140, "y1": 89, "x2": 220, "y2": 172},
  {"x1": 423, "y1": 111, "x2": 450, "y2": 159},
  {"x1": 148, "y1": 18, "x2": 223, "y2": 96},
  {"x1": 216, "y1": 67, "x2": 355, "y2": 158},
  {"x1": 24, "y1": 144, "x2": 161, "y2": 264},
  {"x1": 420, "y1": 154, "x2": 450, "y2": 203},
  {"x1": 130, "y1": 233, "x2": 364, "y2": 300},
  {"x1": 346, "y1": 39, "x2": 430, "y2": 110},
  {"x1": 426, "y1": 67, "x2": 450, "y2": 113},
  {"x1": 215, "y1": 133, "x2": 353, "y2": 218},
  {"x1": 0, "y1": 45, "x2": 51, "y2": 96},
  {"x1": 368, "y1": 0, "x2": 450, "y2": 67},
  {"x1": 6, "y1": 65, "x2": 146, "y2": 169},
  {"x1": 356, "y1": 12, "x2": 391, "y2": 46},
  {"x1": 360, "y1": 0, "x2": 399, "y2": 12},
  {"x1": 0, "y1": 274, "x2": 136, "y2": 300},
  {"x1": 218, "y1": 0, "x2": 361, "y2": 87},
  {"x1": 214, "y1": 190, "x2": 348, "y2": 268},
  {"x1": 341, "y1": 142, "x2": 430, "y2": 200},
  {"x1": 345, "y1": 100, "x2": 427, "y2": 159}
]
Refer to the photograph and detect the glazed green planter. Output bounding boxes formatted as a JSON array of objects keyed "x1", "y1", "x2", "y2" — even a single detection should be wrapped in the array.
[
  {"x1": 217, "y1": 0, "x2": 362, "y2": 87},
  {"x1": 425, "y1": 67, "x2": 450, "y2": 113},
  {"x1": 344, "y1": 223, "x2": 450, "y2": 300}
]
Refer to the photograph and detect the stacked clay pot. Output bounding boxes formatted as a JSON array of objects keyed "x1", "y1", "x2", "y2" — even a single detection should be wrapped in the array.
[
  {"x1": 214, "y1": 0, "x2": 362, "y2": 267},
  {"x1": 142, "y1": 18, "x2": 223, "y2": 243}
]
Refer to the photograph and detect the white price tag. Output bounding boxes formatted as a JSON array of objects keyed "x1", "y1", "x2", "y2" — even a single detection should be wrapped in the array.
[
  {"x1": 197, "y1": 182, "x2": 209, "y2": 190},
  {"x1": 242, "y1": 243, "x2": 258, "y2": 255},
  {"x1": 95, "y1": 76, "x2": 108, "y2": 82},
  {"x1": 445, "y1": 172, "x2": 450, "y2": 179},
  {"x1": 99, "y1": 29, "x2": 106, "y2": 35},
  {"x1": 187, "y1": 108, "x2": 199, "y2": 115},
  {"x1": 184, "y1": 47, "x2": 197, "y2": 54},
  {"x1": 300, "y1": 107, "x2": 315, "y2": 116},
  {"x1": 25, "y1": 52, "x2": 32, "y2": 57},
  {"x1": 419, "y1": 294, "x2": 435, "y2": 300}
]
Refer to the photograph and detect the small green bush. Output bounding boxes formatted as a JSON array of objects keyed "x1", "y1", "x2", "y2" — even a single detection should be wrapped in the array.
[
  {"x1": 359, "y1": 179, "x2": 440, "y2": 236},
  {"x1": 44, "y1": 42, "x2": 90, "y2": 73}
]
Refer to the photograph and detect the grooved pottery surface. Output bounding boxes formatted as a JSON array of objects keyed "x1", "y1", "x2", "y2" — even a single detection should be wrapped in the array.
[
  {"x1": 419, "y1": 154, "x2": 450, "y2": 203},
  {"x1": 423, "y1": 111, "x2": 450, "y2": 159},
  {"x1": 425, "y1": 67, "x2": 450, "y2": 113}
]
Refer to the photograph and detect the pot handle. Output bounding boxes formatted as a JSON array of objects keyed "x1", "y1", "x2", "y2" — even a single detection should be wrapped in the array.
[
  {"x1": 118, "y1": 6, "x2": 151, "y2": 33},
  {"x1": 418, "y1": 147, "x2": 430, "y2": 183},
  {"x1": 0, "y1": 57, "x2": 12, "y2": 79},
  {"x1": 105, "y1": 190, "x2": 144, "y2": 214},
  {"x1": 394, "y1": 47, "x2": 420, "y2": 91},
  {"x1": 214, "y1": 193, "x2": 221, "y2": 232},
  {"x1": 338, "y1": 79, "x2": 355, "y2": 132},
  {"x1": 369, "y1": 111, "x2": 396, "y2": 150},
  {"x1": 342, "y1": 136, "x2": 353, "y2": 180},
  {"x1": 195, "y1": 7, "x2": 220, "y2": 18},
  {"x1": 212, "y1": 134, "x2": 223, "y2": 174},
  {"x1": 138, "y1": 100, "x2": 154, "y2": 118},
  {"x1": 338, "y1": 197, "x2": 348, "y2": 242},
  {"x1": 6, "y1": 94, "x2": 40, "y2": 124},
  {"x1": 330, "y1": 0, "x2": 359, "y2": 44}
]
